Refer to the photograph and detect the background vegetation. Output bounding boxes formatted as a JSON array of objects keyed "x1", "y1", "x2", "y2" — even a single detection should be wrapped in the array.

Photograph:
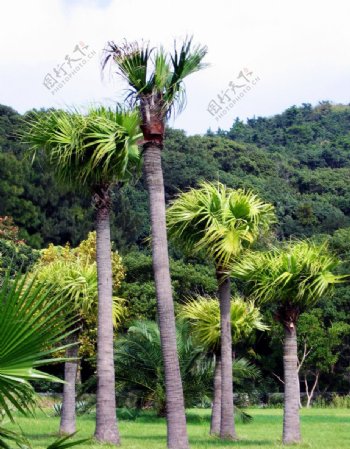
[{"x1": 1, "y1": 101, "x2": 350, "y2": 401}]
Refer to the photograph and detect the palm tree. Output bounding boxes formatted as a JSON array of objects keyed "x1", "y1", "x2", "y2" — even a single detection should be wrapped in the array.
[
  {"x1": 32, "y1": 235, "x2": 126, "y2": 435},
  {"x1": 24, "y1": 107, "x2": 141, "y2": 445},
  {"x1": 232, "y1": 240, "x2": 347, "y2": 444},
  {"x1": 103, "y1": 37, "x2": 207, "y2": 449},
  {"x1": 167, "y1": 181, "x2": 275, "y2": 439},
  {"x1": 179, "y1": 295, "x2": 268, "y2": 435},
  {"x1": 0, "y1": 271, "x2": 86, "y2": 449}
]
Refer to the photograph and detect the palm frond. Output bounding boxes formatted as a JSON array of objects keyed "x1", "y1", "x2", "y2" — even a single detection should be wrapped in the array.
[
  {"x1": 102, "y1": 37, "x2": 208, "y2": 118},
  {"x1": 114, "y1": 320, "x2": 210, "y2": 413},
  {"x1": 0, "y1": 272, "x2": 77, "y2": 421},
  {"x1": 232, "y1": 240, "x2": 347, "y2": 310},
  {"x1": 46, "y1": 433, "x2": 89, "y2": 449},
  {"x1": 167, "y1": 182, "x2": 275, "y2": 268},
  {"x1": 103, "y1": 40, "x2": 154, "y2": 95},
  {"x1": 165, "y1": 36, "x2": 208, "y2": 115},
  {"x1": 22, "y1": 107, "x2": 142, "y2": 192},
  {"x1": 179, "y1": 295, "x2": 268, "y2": 350},
  {"x1": 0, "y1": 425, "x2": 29, "y2": 449}
]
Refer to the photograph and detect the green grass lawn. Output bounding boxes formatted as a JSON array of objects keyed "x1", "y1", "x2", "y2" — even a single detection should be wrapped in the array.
[{"x1": 7, "y1": 408, "x2": 350, "y2": 449}]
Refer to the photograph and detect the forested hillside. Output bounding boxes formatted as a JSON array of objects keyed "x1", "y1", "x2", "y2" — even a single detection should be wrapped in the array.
[
  {"x1": 1, "y1": 101, "x2": 350, "y2": 395},
  {"x1": 1, "y1": 101, "x2": 350, "y2": 248}
]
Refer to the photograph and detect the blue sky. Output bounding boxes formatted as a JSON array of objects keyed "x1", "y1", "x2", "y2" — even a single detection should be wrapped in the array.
[{"x1": 0, "y1": 0, "x2": 349, "y2": 134}]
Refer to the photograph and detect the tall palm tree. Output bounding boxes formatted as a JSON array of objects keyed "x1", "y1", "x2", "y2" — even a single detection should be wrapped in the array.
[
  {"x1": 103, "y1": 37, "x2": 207, "y2": 449},
  {"x1": 24, "y1": 107, "x2": 141, "y2": 445},
  {"x1": 167, "y1": 182, "x2": 275, "y2": 439},
  {"x1": 179, "y1": 295, "x2": 268, "y2": 435},
  {"x1": 232, "y1": 240, "x2": 347, "y2": 444},
  {"x1": 32, "y1": 235, "x2": 126, "y2": 435}
]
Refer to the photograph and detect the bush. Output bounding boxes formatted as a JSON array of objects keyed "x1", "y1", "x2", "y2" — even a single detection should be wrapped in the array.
[
  {"x1": 330, "y1": 394, "x2": 350, "y2": 408},
  {"x1": 267, "y1": 392, "x2": 284, "y2": 408}
]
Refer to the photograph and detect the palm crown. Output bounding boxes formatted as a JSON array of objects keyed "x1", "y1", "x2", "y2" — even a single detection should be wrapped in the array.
[
  {"x1": 167, "y1": 182, "x2": 275, "y2": 268},
  {"x1": 232, "y1": 240, "x2": 347, "y2": 311},
  {"x1": 24, "y1": 107, "x2": 142, "y2": 191},
  {"x1": 32, "y1": 234, "x2": 126, "y2": 327},
  {"x1": 103, "y1": 37, "x2": 208, "y2": 119},
  {"x1": 179, "y1": 296, "x2": 268, "y2": 351}
]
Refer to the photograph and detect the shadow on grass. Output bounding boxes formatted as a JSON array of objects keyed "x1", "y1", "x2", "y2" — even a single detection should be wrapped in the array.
[
  {"x1": 20, "y1": 433, "x2": 59, "y2": 441},
  {"x1": 128, "y1": 433, "x2": 275, "y2": 447},
  {"x1": 301, "y1": 414, "x2": 350, "y2": 424},
  {"x1": 194, "y1": 439, "x2": 276, "y2": 447}
]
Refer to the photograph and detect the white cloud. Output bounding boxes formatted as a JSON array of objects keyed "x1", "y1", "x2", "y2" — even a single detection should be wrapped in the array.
[{"x1": 0, "y1": 0, "x2": 349, "y2": 134}]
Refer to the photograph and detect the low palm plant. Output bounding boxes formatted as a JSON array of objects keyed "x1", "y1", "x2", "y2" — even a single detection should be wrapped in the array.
[
  {"x1": 24, "y1": 107, "x2": 141, "y2": 444},
  {"x1": 114, "y1": 320, "x2": 259, "y2": 422},
  {"x1": 167, "y1": 181, "x2": 275, "y2": 439},
  {"x1": 232, "y1": 240, "x2": 347, "y2": 444},
  {"x1": 115, "y1": 320, "x2": 208, "y2": 416},
  {"x1": 179, "y1": 296, "x2": 267, "y2": 434},
  {"x1": 0, "y1": 271, "x2": 86, "y2": 448}
]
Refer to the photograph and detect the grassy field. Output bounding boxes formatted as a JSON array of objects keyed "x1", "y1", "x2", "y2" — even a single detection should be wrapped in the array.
[{"x1": 7, "y1": 408, "x2": 350, "y2": 449}]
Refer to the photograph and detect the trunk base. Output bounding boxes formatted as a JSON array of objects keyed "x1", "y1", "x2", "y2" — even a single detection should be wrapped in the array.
[
  {"x1": 217, "y1": 271, "x2": 237, "y2": 440},
  {"x1": 210, "y1": 355, "x2": 221, "y2": 436},
  {"x1": 143, "y1": 142, "x2": 189, "y2": 449},
  {"x1": 282, "y1": 323, "x2": 301, "y2": 445},
  {"x1": 94, "y1": 427, "x2": 120, "y2": 446}
]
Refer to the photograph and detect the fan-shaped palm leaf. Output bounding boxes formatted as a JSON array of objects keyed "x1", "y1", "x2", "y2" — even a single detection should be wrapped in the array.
[
  {"x1": 179, "y1": 295, "x2": 268, "y2": 350},
  {"x1": 103, "y1": 37, "x2": 208, "y2": 117},
  {"x1": 0, "y1": 273, "x2": 77, "y2": 421},
  {"x1": 167, "y1": 182, "x2": 275, "y2": 268},
  {"x1": 232, "y1": 240, "x2": 347, "y2": 309},
  {"x1": 23, "y1": 107, "x2": 142, "y2": 191}
]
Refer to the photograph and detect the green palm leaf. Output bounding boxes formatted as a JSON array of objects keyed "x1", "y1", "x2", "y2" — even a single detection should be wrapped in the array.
[
  {"x1": 232, "y1": 240, "x2": 348, "y2": 310},
  {"x1": 167, "y1": 182, "x2": 275, "y2": 268},
  {"x1": 0, "y1": 272, "x2": 77, "y2": 422},
  {"x1": 103, "y1": 37, "x2": 208, "y2": 117},
  {"x1": 179, "y1": 295, "x2": 268, "y2": 350},
  {"x1": 33, "y1": 258, "x2": 126, "y2": 328},
  {"x1": 23, "y1": 107, "x2": 142, "y2": 192}
]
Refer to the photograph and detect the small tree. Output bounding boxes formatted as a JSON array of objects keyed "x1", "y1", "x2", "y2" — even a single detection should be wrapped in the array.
[
  {"x1": 115, "y1": 320, "x2": 209, "y2": 416},
  {"x1": 179, "y1": 296, "x2": 267, "y2": 434},
  {"x1": 233, "y1": 240, "x2": 347, "y2": 444},
  {"x1": 167, "y1": 181, "x2": 274, "y2": 439},
  {"x1": 32, "y1": 233, "x2": 126, "y2": 435},
  {"x1": 297, "y1": 310, "x2": 349, "y2": 407}
]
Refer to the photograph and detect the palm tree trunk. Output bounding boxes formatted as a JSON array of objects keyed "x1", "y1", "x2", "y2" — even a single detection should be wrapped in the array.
[
  {"x1": 210, "y1": 353, "x2": 221, "y2": 435},
  {"x1": 217, "y1": 270, "x2": 236, "y2": 440},
  {"x1": 94, "y1": 197, "x2": 120, "y2": 445},
  {"x1": 283, "y1": 323, "x2": 301, "y2": 444},
  {"x1": 143, "y1": 142, "x2": 189, "y2": 449},
  {"x1": 59, "y1": 333, "x2": 79, "y2": 435}
]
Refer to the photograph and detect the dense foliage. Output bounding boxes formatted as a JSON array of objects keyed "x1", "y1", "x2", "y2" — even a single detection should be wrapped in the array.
[{"x1": 1, "y1": 101, "x2": 350, "y2": 397}]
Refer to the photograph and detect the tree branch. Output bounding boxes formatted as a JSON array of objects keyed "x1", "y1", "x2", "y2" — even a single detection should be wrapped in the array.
[{"x1": 272, "y1": 372, "x2": 285, "y2": 385}]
